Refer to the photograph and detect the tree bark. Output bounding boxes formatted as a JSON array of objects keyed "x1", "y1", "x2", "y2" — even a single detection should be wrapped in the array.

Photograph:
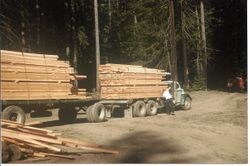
[
  {"x1": 70, "y1": 0, "x2": 78, "y2": 88},
  {"x1": 36, "y1": 0, "x2": 40, "y2": 51},
  {"x1": 64, "y1": 1, "x2": 70, "y2": 59},
  {"x1": 200, "y1": 0, "x2": 207, "y2": 89},
  {"x1": 94, "y1": 0, "x2": 100, "y2": 93},
  {"x1": 180, "y1": 0, "x2": 189, "y2": 89},
  {"x1": 169, "y1": 0, "x2": 178, "y2": 81},
  {"x1": 20, "y1": 11, "x2": 26, "y2": 52},
  {"x1": 133, "y1": 14, "x2": 137, "y2": 37},
  {"x1": 108, "y1": 0, "x2": 112, "y2": 28},
  {"x1": 195, "y1": 5, "x2": 201, "y2": 77}
]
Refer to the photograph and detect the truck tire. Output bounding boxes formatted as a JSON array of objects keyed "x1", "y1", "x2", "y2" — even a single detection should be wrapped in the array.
[
  {"x1": 182, "y1": 96, "x2": 192, "y2": 110},
  {"x1": 86, "y1": 105, "x2": 94, "y2": 122},
  {"x1": 146, "y1": 100, "x2": 158, "y2": 116},
  {"x1": 58, "y1": 106, "x2": 77, "y2": 123},
  {"x1": 2, "y1": 106, "x2": 26, "y2": 124},
  {"x1": 91, "y1": 103, "x2": 106, "y2": 122},
  {"x1": 133, "y1": 100, "x2": 146, "y2": 117}
]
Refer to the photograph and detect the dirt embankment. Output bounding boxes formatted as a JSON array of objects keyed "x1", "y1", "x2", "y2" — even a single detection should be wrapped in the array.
[{"x1": 19, "y1": 91, "x2": 247, "y2": 164}]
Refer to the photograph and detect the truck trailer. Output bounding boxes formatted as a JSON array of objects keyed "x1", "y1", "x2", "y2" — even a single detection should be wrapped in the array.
[{"x1": 0, "y1": 50, "x2": 191, "y2": 124}]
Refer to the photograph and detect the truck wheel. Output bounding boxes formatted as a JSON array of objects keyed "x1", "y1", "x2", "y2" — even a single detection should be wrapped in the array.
[
  {"x1": 182, "y1": 97, "x2": 192, "y2": 110},
  {"x1": 58, "y1": 106, "x2": 77, "y2": 123},
  {"x1": 146, "y1": 100, "x2": 158, "y2": 116},
  {"x1": 133, "y1": 100, "x2": 146, "y2": 117},
  {"x1": 2, "y1": 106, "x2": 26, "y2": 124},
  {"x1": 86, "y1": 105, "x2": 94, "y2": 122},
  {"x1": 91, "y1": 103, "x2": 106, "y2": 122}
]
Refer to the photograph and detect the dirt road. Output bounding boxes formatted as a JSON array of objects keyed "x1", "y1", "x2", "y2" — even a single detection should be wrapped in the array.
[{"x1": 19, "y1": 91, "x2": 247, "y2": 164}]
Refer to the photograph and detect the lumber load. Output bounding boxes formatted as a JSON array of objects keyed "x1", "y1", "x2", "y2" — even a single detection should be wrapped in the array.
[
  {"x1": 99, "y1": 63, "x2": 171, "y2": 99},
  {"x1": 1, "y1": 119, "x2": 119, "y2": 163},
  {"x1": 0, "y1": 50, "x2": 89, "y2": 100}
]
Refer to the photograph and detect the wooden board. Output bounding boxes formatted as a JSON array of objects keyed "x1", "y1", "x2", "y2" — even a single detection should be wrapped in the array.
[
  {"x1": 100, "y1": 92, "x2": 163, "y2": 99},
  {"x1": 1, "y1": 50, "x2": 59, "y2": 60},
  {"x1": 100, "y1": 73, "x2": 165, "y2": 80},
  {"x1": 99, "y1": 63, "x2": 170, "y2": 99},
  {"x1": 1, "y1": 71, "x2": 72, "y2": 81},
  {"x1": 1, "y1": 93, "x2": 88, "y2": 100},
  {"x1": 1, "y1": 63, "x2": 74, "y2": 74},
  {"x1": 1, "y1": 50, "x2": 88, "y2": 101},
  {"x1": 101, "y1": 85, "x2": 167, "y2": 92},
  {"x1": 99, "y1": 64, "x2": 170, "y2": 74},
  {"x1": 100, "y1": 79, "x2": 165, "y2": 86},
  {"x1": 1, "y1": 58, "x2": 70, "y2": 68},
  {"x1": 1, "y1": 82, "x2": 73, "y2": 91}
]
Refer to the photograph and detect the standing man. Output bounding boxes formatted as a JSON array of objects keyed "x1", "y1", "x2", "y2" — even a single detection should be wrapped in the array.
[{"x1": 162, "y1": 84, "x2": 175, "y2": 115}]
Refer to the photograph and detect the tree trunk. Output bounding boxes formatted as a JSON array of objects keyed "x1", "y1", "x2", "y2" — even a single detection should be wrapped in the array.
[
  {"x1": 36, "y1": 0, "x2": 40, "y2": 51},
  {"x1": 195, "y1": 5, "x2": 201, "y2": 77},
  {"x1": 169, "y1": 0, "x2": 178, "y2": 81},
  {"x1": 108, "y1": 0, "x2": 112, "y2": 28},
  {"x1": 20, "y1": 11, "x2": 26, "y2": 52},
  {"x1": 180, "y1": 0, "x2": 189, "y2": 89},
  {"x1": 106, "y1": 0, "x2": 112, "y2": 63},
  {"x1": 70, "y1": 0, "x2": 78, "y2": 88},
  {"x1": 200, "y1": 0, "x2": 207, "y2": 89},
  {"x1": 64, "y1": 1, "x2": 70, "y2": 59},
  {"x1": 70, "y1": 0, "x2": 77, "y2": 72},
  {"x1": 134, "y1": 13, "x2": 137, "y2": 37},
  {"x1": 94, "y1": 0, "x2": 100, "y2": 93}
]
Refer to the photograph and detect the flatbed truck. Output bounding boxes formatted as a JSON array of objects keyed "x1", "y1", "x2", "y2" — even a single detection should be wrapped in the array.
[{"x1": 1, "y1": 79, "x2": 191, "y2": 124}]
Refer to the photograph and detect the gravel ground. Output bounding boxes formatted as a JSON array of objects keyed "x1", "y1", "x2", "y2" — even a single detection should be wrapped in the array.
[{"x1": 15, "y1": 90, "x2": 247, "y2": 164}]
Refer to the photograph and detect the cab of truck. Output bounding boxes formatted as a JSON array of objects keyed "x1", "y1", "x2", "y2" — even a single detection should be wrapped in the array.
[
  {"x1": 173, "y1": 81, "x2": 192, "y2": 110},
  {"x1": 162, "y1": 76, "x2": 192, "y2": 110}
]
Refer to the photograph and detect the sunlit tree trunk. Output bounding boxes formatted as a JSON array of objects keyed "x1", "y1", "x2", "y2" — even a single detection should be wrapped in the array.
[
  {"x1": 64, "y1": 1, "x2": 70, "y2": 59},
  {"x1": 181, "y1": 0, "x2": 189, "y2": 89},
  {"x1": 70, "y1": 0, "x2": 77, "y2": 73},
  {"x1": 195, "y1": 5, "x2": 201, "y2": 77},
  {"x1": 70, "y1": 0, "x2": 78, "y2": 89},
  {"x1": 94, "y1": 0, "x2": 100, "y2": 93},
  {"x1": 200, "y1": 0, "x2": 207, "y2": 89},
  {"x1": 169, "y1": 0, "x2": 178, "y2": 81}
]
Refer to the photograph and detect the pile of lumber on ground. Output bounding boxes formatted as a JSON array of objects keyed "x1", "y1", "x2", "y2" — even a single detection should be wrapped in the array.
[
  {"x1": 99, "y1": 63, "x2": 171, "y2": 99},
  {"x1": 1, "y1": 50, "x2": 88, "y2": 100},
  {"x1": 1, "y1": 120, "x2": 119, "y2": 163}
]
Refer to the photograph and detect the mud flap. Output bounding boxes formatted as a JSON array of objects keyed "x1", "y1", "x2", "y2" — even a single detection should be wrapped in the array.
[
  {"x1": 106, "y1": 109, "x2": 112, "y2": 118},
  {"x1": 124, "y1": 106, "x2": 133, "y2": 118}
]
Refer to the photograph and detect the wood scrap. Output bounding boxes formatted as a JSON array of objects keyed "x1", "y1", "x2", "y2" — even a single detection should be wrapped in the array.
[
  {"x1": 1, "y1": 120, "x2": 119, "y2": 163},
  {"x1": 24, "y1": 121, "x2": 42, "y2": 126}
]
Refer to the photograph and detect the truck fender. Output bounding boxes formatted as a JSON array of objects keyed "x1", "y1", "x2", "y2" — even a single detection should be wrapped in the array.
[{"x1": 181, "y1": 94, "x2": 192, "y2": 101}]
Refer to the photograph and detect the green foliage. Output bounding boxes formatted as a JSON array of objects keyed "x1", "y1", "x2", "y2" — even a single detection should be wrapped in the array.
[
  {"x1": 114, "y1": 0, "x2": 171, "y2": 70},
  {"x1": 1, "y1": 0, "x2": 246, "y2": 90},
  {"x1": 191, "y1": 75, "x2": 206, "y2": 90},
  {"x1": 77, "y1": 26, "x2": 89, "y2": 50}
]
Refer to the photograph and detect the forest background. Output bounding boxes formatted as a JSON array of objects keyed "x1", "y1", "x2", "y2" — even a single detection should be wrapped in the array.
[{"x1": 0, "y1": 0, "x2": 247, "y2": 90}]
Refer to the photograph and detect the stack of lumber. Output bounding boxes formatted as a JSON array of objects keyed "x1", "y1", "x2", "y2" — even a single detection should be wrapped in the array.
[
  {"x1": 99, "y1": 63, "x2": 171, "y2": 99},
  {"x1": 1, "y1": 120, "x2": 119, "y2": 163},
  {"x1": 1, "y1": 50, "x2": 88, "y2": 100}
]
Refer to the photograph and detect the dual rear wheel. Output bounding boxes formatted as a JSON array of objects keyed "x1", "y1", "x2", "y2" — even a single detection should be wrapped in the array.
[
  {"x1": 132, "y1": 100, "x2": 158, "y2": 117},
  {"x1": 86, "y1": 103, "x2": 106, "y2": 122}
]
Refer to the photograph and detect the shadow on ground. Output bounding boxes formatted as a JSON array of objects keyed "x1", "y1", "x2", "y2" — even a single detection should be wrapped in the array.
[
  {"x1": 32, "y1": 118, "x2": 94, "y2": 128},
  {"x1": 108, "y1": 131, "x2": 191, "y2": 163}
]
